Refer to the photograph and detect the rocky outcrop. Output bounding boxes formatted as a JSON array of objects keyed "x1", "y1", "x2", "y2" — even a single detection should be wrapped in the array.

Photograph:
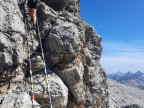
[
  {"x1": 0, "y1": 92, "x2": 39, "y2": 108},
  {"x1": 0, "y1": 0, "x2": 108, "y2": 108},
  {"x1": 0, "y1": 0, "x2": 26, "y2": 86}
]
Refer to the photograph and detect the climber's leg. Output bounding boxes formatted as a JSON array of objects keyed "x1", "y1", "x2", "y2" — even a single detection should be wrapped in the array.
[
  {"x1": 24, "y1": 0, "x2": 27, "y2": 4},
  {"x1": 32, "y1": 8, "x2": 37, "y2": 26}
]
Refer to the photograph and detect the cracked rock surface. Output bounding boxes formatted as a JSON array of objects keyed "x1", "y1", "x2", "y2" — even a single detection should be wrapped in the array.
[{"x1": 0, "y1": 0, "x2": 109, "y2": 107}]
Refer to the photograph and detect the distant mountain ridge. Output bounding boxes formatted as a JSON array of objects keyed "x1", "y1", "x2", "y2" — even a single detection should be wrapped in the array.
[
  {"x1": 113, "y1": 71, "x2": 126, "y2": 76},
  {"x1": 122, "y1": 71, "x2": 144, "y2": 80},
  {"x1": 107, "y1": 71, "x2": 144, "y2": 90},
  {"x1": 107, "y1": 71, "x2": 125, "y2": 81}
]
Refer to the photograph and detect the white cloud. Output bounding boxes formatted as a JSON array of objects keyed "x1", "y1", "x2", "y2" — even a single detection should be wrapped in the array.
[{"x1": 100, "y1": 41, "x2": 144, "y2": 74}]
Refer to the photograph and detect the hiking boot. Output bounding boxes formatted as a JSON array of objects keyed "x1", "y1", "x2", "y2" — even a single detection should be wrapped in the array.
[{"x1": 33, "y1": 24, "x2": 37, "y2": 30}]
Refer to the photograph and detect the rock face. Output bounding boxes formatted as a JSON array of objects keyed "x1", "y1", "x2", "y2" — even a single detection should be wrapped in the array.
[
  {"x1": 108, "y1": 79, "x2": 144, "y2": 108},
  {"x1": 0, "y1": 0, "x2": 26, "y2": 79},
  {"x1": 0, "y1": 0, "x2": 108, "y2": 108},
  {"x1": 0, "y1": 92, "x2": 39, "y2": 108}
]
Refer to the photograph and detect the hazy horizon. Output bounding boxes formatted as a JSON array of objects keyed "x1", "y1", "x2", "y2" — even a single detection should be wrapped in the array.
[{"x1": 107, "y1": 70, "x2": 144, "y2": 74}]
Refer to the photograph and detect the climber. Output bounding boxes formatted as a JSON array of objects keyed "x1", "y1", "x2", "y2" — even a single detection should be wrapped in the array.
[{"x1": 24, "y1": 0, "x2": 40, "y2": 29}]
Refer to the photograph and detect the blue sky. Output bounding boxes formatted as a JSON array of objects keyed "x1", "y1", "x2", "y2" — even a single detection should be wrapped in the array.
[{"x1": 80, "y1": 0, "x2": 144, "y2": 74}]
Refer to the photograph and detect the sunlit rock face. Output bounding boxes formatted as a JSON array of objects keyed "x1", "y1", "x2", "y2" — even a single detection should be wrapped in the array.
[{"x1": 0, "y1": 0, "x2": 109, "y2": 107}]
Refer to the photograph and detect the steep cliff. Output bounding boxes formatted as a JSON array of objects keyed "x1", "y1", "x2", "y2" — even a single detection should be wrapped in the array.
[{"x1": 0, "y1": 0, "x2": 109, "y2": 108}]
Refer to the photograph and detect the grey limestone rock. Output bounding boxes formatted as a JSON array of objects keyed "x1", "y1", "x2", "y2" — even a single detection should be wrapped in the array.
[
  {"x1": 43, "y1": 0, "x2": 69, "y2": 10},
  {"x1": 0, "y1": 92, "x2": 40, "y2": 108},
  {"x1": 0, "y1": 0, "x2": 26, "y2": 82},
  {"x1": 0, "y1": 0, "x2": 25, "y2": 34},
  {"x1": 25, "y1": 70, "x2": 68, "y2": 108},
  {"x1": 31, "y1": 55, "x2": 44, "y2": 73},
  {"x1": 37, "y1": 0, "x2": 108, "y2": 107},
  {"x1": 0, "y1": 0, "x2": 109, "y2": 107},
  {"x1": 44, "y1": 19, "x2": 81, "y2": 54},
  {"x1": 66, "y1": 0, "x2": 80, "y2": 14}
]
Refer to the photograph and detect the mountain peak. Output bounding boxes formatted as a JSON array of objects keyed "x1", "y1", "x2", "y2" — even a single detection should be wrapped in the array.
[
  {"x1": 115, "y1": 71, "x2": 125, "y2": 76},
  {"x1": 125, "y1": 71, "x2": 132, "y2": 75},
  {"x1": 136, "y1": 71, "x2": 143, "y2": 74},
  {"x1": 135, "y1": 71, "x2": 143, "y2": 77}
]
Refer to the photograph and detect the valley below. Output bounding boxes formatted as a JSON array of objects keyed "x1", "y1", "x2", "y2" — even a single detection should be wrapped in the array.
[{"x1": 108, "y1": 79, "x2": 144, "y2": 108}]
